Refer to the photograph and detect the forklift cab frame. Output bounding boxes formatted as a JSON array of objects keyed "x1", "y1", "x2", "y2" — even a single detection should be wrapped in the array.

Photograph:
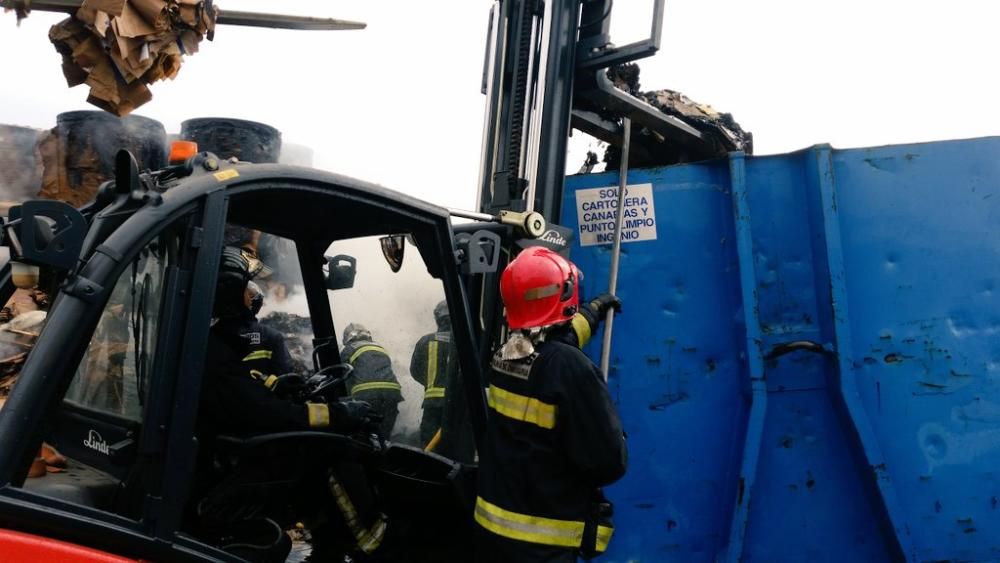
[{"x1": 0, "y1": 153, "x2": 490, "y2": 561}]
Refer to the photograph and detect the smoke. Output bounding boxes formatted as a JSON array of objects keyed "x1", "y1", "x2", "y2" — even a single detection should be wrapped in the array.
[
  {"x1": 326, "y1": 237, "x2": 445, "y2": 444},
  {"x1": 278, "y1": 142, "x2": 314, "y2": 167},
  {"x1": 257, "y1": 235, "x2": 446, "y2": 445},
  {"x1": 0, "y1": 125, "x2": 44, "y2": 203}
]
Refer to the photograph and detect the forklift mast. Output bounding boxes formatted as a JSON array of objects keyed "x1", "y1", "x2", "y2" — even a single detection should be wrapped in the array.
[{"x1": 476, "y1": 0, "x2": 711, "y2": 224}]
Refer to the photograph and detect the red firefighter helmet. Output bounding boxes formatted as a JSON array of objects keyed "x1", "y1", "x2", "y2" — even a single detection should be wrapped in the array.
[{"x1": 500, "y1": 246, "x2": 580, "y2": 330}]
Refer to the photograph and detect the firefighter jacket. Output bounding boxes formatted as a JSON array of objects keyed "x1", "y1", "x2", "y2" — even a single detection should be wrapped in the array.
[
  {"x1": 197, "y1": 322, "x2": 388, "y2": 556},
  {"x1": 199, "y1": 319, "x2": 336, "y2": 434},
  {"x1": 409, "y1": 330, "x2": 455, "y2": 442},
  {"x1": 340, "y1": 338, "x2": 403, "y2": 402},
  {"x1": 239, "y1": 317, "x2": 294, "y2": 382},
  {"x1": 475, "y1": 328, "x2": 627, "y2": 561}
]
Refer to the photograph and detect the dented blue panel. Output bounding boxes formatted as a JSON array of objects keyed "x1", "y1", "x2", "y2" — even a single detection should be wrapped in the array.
[
  {"x1": 832, "y1": 140, "x2": 1000, "y2": 562},
  {"x1": 561, "y1": 137, "x2": 1000, "y2": 562}
]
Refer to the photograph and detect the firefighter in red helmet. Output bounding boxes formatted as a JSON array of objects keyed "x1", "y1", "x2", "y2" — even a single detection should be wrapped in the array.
[{"x1": 475, "y1": 246, "x2": 628, "y2": 562}]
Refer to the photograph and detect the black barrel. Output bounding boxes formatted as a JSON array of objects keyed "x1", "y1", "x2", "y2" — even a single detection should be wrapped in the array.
[
  {"x1": 39, "y1": 111, "x2": 167, "y2": 208},
  {"x1": 0, "y1": 125, "x2": 43, "y2": 202},
  {"x1": 180, "y1": 118, "x2": 282, "y2": 163}
]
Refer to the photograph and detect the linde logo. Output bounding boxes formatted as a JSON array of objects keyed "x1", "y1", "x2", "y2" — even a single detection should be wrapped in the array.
[
  {"x1": 540, "y1": 230, "x2": 567, "y2": 247},
  {"x1": 83, "y1": 429, "x2": 110, "y2": 455}
]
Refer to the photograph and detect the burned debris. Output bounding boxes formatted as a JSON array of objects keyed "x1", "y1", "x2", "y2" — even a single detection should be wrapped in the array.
[
  {"x1": 39, "y1": 111, "x2": 168, "y2": 207},
  {"x1": 586, "y1": 64, "x2": 753, "y2": 171},
  {"x1": 181, "y1": 118, "x2": 282, "y2": 164}
]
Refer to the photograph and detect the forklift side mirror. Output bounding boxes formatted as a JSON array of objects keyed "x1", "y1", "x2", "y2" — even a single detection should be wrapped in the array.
[
  {"x1": 325, "y1": 254, "x2": 357, "y2": 290},
  {"x1": 379, "y1": 235, "x2": 406, "y2": 273},
  {"x1": 4, "y1": 200, "x2": 86, "y2": 272}
]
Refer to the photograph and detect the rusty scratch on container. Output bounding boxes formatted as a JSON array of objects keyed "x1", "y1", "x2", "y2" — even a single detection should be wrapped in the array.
[{"x1": 885, "y1": 353, "x2": 904, "y2": 363}]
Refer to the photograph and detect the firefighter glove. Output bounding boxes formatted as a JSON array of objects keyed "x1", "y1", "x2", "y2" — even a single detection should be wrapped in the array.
[
  {"x1": 270, "y1": 373, "x2": 306, "y2": 399},
  {"x1": 330, "y1": 400, "x2": 383, "y2": 435},
  {"x1": 580, "y1": 293, "x2": 622, "y2": 330}
]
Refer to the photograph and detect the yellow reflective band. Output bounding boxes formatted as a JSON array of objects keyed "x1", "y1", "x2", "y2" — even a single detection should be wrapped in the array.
[
  {"x1": 329, "y1": 475, "x2": 386, "y2": 555},
  {"x1": 264, "y1": 374, "x2": 279, "y2": 390},
  {"x1": 243, "y1": 350, "x2": 273, "y2": 362},
  {"x1": 427, "y1": 341, "x2": 439, "y2": 389},
  {"x1": 487, "y1": 384, "x2": 557, "y2": 429},
  {"x1": 349, "y1": 345, "x2": 387, "y2": 364},
  {"x1": 474, "y1": 497, "x2": 584, "y2": 548},
  {"x1": 424, "y1": 387, "x2": 446, "y2": 399},
  {"x1": 351, "y1": 381, "x2": 402, "y2": 395},
  {"x1": 596, "y1": 525, "x2": 614, "y2": 553},
  {"x1": 307, "y1": 403, "x2": 330, "y2": 428},
  {"x1": 357, "y1": 516, "x2": 387, "y2": 554},
  {"x1": 571, "y1": 313, "x2": 592, "y2": 349},
  {"x1": 329, "y1": 476, "x2": 362, "y2": 529},
  {"x1": 248, "y1": 369, "x2": 265, "y2": 381}
]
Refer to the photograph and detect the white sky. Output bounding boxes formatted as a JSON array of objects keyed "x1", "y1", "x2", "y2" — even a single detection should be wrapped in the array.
[{"x1": 3, "y1": 0, "x2": 1000, "y2": 210}]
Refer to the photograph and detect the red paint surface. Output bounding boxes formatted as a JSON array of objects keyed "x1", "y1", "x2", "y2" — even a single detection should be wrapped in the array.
[{"x1": 0, "y1": 528, "x2": 138, "y2": 562}]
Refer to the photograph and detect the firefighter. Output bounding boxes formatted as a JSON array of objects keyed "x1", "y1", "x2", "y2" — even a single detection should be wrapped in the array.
[
  {"x1": 341, "y1": 323, "x2": 403, "y2": 438},
  {"x1": 475, "y1": 246, "x2": 628, "y2": 563},
  {"x1": 199, "y1": 245, "x2": 378, "y2": 435},
  {"x1": 409, "y1": 300, "x2": 455, "y2": 446},
  {"x1": 197, "y1": 246, "x2": 389, "y2": 559}
]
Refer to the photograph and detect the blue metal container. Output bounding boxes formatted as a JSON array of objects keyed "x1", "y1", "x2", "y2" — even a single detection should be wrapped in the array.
[{"x1": 560, "y1": 138, "x2": 1000, "y2": 562}]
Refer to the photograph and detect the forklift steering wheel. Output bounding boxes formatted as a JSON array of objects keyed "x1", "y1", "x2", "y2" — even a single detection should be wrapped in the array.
[{"x1": 305, "y1": 363, "x2": 354, "y2": 400}]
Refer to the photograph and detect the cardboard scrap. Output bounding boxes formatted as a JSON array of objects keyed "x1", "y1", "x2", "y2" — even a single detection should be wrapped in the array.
[
  {"x1": 46, "y1": 0, "x2": 218, "y2": 116},
  {"x1": 86, "y1": 0, "x2": 128, "y2": 17}
]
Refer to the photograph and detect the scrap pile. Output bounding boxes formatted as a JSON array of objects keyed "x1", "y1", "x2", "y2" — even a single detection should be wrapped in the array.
[
  {"x1": 45, "y1": 0, "x2": 218, "y2": 115},
  {"x1": 259, "y1": 312, "x2": 313, "y2": 374},
  {"x1": 602, "y1": 64, "x2": 753, "y2": 170},
  {"x1": 0, "y1": 306, "x2": 48, "y2": 404}
]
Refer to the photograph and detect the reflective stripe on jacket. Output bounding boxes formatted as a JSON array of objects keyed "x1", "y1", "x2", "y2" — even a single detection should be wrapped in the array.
[
  {"x1": 410, "y1": 331, "x2": 453, "y2": 403},
  {"x1": 474, "y1": 496, "x2": 613, "y2": 553},
  {"x1": 341, "y1": 339, "x2": 403, "y2": 399},
  {"x1": 239, "y1": 319, "x2": 294, "y2": 380}
]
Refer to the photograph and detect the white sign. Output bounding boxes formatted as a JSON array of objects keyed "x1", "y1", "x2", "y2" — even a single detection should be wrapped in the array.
[{"x1": 575, "y1": 183, "x2": 657, "y2": 247}]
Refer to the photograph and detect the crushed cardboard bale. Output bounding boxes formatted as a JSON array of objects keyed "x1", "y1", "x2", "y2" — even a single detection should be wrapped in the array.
[{"x1": 42, "y1": 0, "x2": 218, "y2": 116}]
